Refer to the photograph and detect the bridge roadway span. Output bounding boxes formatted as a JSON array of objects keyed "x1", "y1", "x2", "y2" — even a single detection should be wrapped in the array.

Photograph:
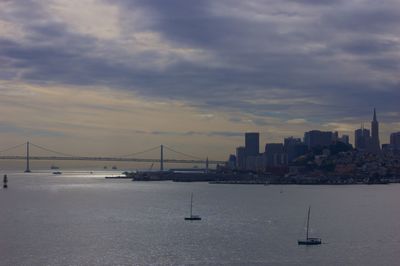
[{"x1": 0, "y1": 156, "x2": 224, "y2": 165}]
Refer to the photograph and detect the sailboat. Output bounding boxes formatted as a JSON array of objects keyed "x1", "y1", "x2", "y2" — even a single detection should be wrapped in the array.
[
  {"x1": 3, "y1": 174, "x2": 7, "y2": 189},
  {"x1": 184, "y1": 193, "x2": 201, "y2": 221},
  {"x1": 298, "y1": 206, "x2": 321, "y2": 245}
]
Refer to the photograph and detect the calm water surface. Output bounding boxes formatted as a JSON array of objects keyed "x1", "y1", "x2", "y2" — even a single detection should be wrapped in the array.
[{"x1": 1, "y1": 171, "x2": 400, "y2": 265}]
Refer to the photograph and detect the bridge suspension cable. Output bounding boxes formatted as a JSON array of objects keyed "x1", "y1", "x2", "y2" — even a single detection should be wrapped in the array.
[
  {"x1": 163, "y1": 145, "x2": 203, "y2": 160},
  {"x1": 118, "y1": 145, "x2": 161, "y2": 158},
  {"x1": 29, "y1": 142, "x2": 77, "y2": 157},
  {"x1": 0, "y1": 143, "x2": 27, "y2": 154}
]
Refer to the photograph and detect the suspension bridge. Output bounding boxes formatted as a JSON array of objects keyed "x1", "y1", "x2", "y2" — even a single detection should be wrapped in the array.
[{"x1": 0, "y1": 142, "x2": 225, "y2": 172}]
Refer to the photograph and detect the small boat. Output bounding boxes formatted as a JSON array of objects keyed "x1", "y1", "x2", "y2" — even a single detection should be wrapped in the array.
[
  {"x1": 52, "y1": 171, "x2": 62, "y2": 175},
  {"x1": 184, "y1": 193, "x2": 201, "y2": 221},
  {"x1": 50, "y1": 165, "x2": 60, "y2": 170},
  {"x1": 3, "y1": 174, "x2": 7, "y2": 189},
  {"x1": 112, "y1": 166, "x2": 117, "y2": 170},
  {"x1": 298, "y1": 206, "x2": 321, "y2": 245}
]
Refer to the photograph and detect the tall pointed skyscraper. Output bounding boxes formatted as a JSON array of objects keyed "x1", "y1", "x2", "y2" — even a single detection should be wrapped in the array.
[{"x1": 370, "y1": 108, "x2": 380, "y2": 153}]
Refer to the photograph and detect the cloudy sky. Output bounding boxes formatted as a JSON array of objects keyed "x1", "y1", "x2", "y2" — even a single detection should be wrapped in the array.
[{"x1": 0, "y1": 0, "x2": 399, "y2": 159}]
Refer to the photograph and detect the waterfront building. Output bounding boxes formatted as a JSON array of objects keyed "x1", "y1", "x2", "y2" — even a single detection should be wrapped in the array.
[
  {"x1": 245, "y1": 132, "x2": 260, "y2": 157},
  {"x1": 304, "y1": 130, "x2": 333, "y2": 150}
]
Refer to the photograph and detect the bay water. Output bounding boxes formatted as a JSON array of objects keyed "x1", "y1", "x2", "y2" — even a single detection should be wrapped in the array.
[{"x1": 1, "y1": 171, "x2": 399, "y2": 265}]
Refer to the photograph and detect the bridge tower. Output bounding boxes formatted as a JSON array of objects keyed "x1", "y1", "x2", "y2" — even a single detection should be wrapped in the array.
[
  {"x1": 24, "y1": 141, "x2": 31, "y2": 173},
  {"x1": 160, "y1": 144, "x2": 164, "y2": 171}
]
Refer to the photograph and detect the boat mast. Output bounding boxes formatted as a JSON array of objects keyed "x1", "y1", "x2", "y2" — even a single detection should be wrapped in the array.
[
  {"x1": 190, "y1": 193, "x2": 193, "y2": 217},
  {"x1": 306, "y1": 206, "x2": 311, "y2": 240}
]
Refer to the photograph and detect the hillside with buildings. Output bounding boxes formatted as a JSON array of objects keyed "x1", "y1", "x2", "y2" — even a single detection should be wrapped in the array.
[{"x1": 220, "y1": 109, "x2": 400, "y2": 184}]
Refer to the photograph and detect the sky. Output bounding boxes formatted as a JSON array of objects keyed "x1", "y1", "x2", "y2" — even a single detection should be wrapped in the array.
[{"x1": 0, "y1": 0, "x2": 399, "y2": 160}]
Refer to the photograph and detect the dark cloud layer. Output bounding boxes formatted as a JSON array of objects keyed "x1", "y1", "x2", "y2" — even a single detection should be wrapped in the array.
[{"x1": 1, "y1": 0, "x2": 400, "y2": 124}]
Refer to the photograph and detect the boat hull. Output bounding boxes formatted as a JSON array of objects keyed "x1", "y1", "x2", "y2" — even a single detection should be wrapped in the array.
[
  {"x1": 298, "y1": 238, "x2": 321, "y2": 245},
  {"x1": 184, "y1": 216, "x2": 201, "y2": 221}
]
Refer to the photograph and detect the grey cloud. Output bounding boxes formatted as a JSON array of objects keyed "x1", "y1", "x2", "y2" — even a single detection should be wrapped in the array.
[
  {"x1": 287, "y1": 0, "x2": 344, "y2": 5},
  {"x1": 323, "y1": 5, "x2": 400, "y2": 33},
  {"x1": 365, "y1": 58, "x2": 400, "y2": 71},
  {"x1": 0, "y1": 122, "x2": 66, "y2": 137},
  {"x1": 0, "y1": 0, "x2": 400, "y2": 126},
  {"x1": 339, "y1": 39, "x2": 399, "y2": 55}
]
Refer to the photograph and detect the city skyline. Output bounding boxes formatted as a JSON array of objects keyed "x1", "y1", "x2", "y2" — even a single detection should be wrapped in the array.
[
  {"x1": 1, "y1": 0, "x2": 400, "y2": 159},
  {"x1": 2, "y1": 2, "x2": 400, "y2": 265},
  {"x1": 242, "y1": 108, "x2": 400, "y2": 152},
  {"x1": 1, "y1": 108, "x2": 398, "y2": 161}
]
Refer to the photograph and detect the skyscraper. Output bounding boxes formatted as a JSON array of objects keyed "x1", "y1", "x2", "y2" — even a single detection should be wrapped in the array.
[
  {"x1": 304, "y1": 130, "x2": 333, "y2": 150},
  {"x1": 284, "y1": 137, "x2": 308, "y2": 162},
  {"x1": 245, "y1": 132, "x2": 259, "y2": 157},
  {"x1": 264, "y1": 143, "x2": 284, "y2": 166},
  {"x1": 227, "y1": 154, "x2": 237, "y2": 169},
  {"x1": 236, "y1": 146, "x2": 246, "y2": 170},
  {"x1": 284, "y1": 136, "x2": 302, "y2": 147},
  {"x1": 370, "y1": 108, "x2": 381, "y2": 153},
  {"x1": 390, "y1": 132, "x2": 400, "y2": 150},
  {"x1": 355, "y1": 125, "x2": 370, "y2": 151},
  {"x1": 338, "y1": 135, "x2": 350, "y2": 145}
]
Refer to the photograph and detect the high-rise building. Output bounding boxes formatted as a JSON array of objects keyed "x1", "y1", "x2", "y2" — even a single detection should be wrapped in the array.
[
  {"x1": 284, "y1": 137, "x2": 307, "y2": 162},
  {"x1": 236, "y1": 146, "x2": 246, "y2": 170},
  {"x1": 333, "y1": 131, "x2": 339, "y2": 142},
  {"x1": 370, "y1": 108, "x2": 381, "y2": 153},
  {"x1": 390, "y1": 132, "x2": 400, "y2": 150},
  {"x1": 284, "y1": 136, "x2": 301, "y2": 147},
  {"x1": 273, "y1": 153, "x2": 288, "y2": 166},
  {"x1": 338, "y1": 135, "x2": 350, "y2": 145},
  {"x1": 355, "y1": 126, "x2": 370, "y2": 151},
  {"x1": 265, "y1": 143, "x2": 286, "y2": 166},
  {"x1": 242, "y1": 153, "x2": 268, "y2": 172},
  {"x1": 245, "y1": 132, "x2": 260, "y2": 157},
  {"x1": 304, "y1": 130, "x2": 333, "y2": 149},
  {"x1": 381, "y1": 144, "x2": 392, "y2": 152},
  {"x1": 265, "y1": 143, "x2": 284, "y2": 154},
  {"x1": 227, "y1": 154, "x2": 237, "y2": 169}
]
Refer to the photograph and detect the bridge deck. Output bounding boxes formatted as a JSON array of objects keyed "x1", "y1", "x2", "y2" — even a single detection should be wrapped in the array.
[{"x1": 0, "y1": 156, "x2": 224, "y2": 164}]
